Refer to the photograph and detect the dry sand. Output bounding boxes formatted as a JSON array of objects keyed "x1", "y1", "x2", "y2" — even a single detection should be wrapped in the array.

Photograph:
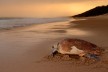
[{"x1": 0, "y1": 15, "x2": 108, "y2": 72}]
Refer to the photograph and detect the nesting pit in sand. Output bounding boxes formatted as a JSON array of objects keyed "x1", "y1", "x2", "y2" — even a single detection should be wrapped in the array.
[{"x1": 45, "y1": 53, "x2": 101, "y2": 65}]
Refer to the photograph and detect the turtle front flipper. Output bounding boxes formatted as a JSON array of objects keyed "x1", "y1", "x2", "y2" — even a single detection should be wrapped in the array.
[
  {"x1": 52, "y1": 50, "x2": 58, "y2": 57},
  {"x1": 85, "y1": 53, "x2": 100, "y2": 61},
  {"x1": 51, "y1": 46, "x2": 58, "y2": 57}
]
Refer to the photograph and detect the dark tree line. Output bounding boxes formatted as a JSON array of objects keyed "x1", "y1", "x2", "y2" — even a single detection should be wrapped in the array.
[{"x1": 73, "y1": 5, "x2": 108, "y2": 17}]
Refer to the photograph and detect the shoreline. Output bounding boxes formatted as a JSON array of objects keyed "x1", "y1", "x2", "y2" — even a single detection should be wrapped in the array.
[{"x1": 0, "y1": 17, "x2": 69, "y2": 29}]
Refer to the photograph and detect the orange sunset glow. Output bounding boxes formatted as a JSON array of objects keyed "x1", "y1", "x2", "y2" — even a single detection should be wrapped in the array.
[
  {"x1": 0, "y1": 0, "x2": 108, "y2": 17},
  {"x1": 0, "y1": 0, "x2": 108, "y2": 72}
]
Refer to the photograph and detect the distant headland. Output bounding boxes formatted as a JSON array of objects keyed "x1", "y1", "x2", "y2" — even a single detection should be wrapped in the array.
[{"x1": 72, "y1": 5, "x2": 108, "y2": 17}]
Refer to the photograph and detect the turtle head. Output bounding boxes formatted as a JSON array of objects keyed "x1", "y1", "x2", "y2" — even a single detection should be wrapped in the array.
[{"x1": 51, "y1": 43, "x2": 59, "y2": 56}]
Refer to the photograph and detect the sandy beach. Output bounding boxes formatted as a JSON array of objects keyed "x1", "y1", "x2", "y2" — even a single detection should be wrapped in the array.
[{"x1": 0, "y1": 15, "x2": 108, "y2": 72}]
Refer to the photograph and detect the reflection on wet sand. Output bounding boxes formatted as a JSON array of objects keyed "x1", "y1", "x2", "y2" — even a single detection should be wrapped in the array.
[
  {"x1": 18, "y1": 20, "x2": 92, "y2": 37},
  {"x1": 66, "y1": 28, "x2": 91, "y2": 36}
]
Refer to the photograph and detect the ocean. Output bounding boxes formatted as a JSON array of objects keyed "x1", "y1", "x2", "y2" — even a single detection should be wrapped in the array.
[{"x1": 0, "y1": 17, "x2": 69, "y2": 28}]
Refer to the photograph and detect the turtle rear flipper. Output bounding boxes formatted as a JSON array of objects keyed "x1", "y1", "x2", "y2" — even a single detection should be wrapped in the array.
[{"x1": 85, "y1": 53, "x2": 100, "y2": 61}]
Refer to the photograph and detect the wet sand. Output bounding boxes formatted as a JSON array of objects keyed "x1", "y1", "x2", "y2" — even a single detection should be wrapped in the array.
[{"x1": 0, "y1": 15, "x2": 108, "y2": 72}]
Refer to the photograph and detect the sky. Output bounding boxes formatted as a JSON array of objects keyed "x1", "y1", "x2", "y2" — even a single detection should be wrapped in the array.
[{"x1": 0, "y1": 0, "x2": 108, "y2": 18}]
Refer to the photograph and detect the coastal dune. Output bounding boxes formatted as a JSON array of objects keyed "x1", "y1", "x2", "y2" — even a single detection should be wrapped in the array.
[{"x1": 0, "y1": 15, "x2": 108, "y2": 72}]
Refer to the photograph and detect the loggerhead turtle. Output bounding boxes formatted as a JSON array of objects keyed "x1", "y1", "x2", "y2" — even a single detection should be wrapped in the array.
[{"x1": 52, "y1": 38, "x2": 103, "y2": 60}]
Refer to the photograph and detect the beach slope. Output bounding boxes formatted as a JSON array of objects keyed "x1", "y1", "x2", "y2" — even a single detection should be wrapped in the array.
[{"x1": 0, "y1": 15, "x2": 108, "y2": 72}]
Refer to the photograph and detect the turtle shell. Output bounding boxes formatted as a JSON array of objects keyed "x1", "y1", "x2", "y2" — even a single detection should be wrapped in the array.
[{"x1": 58, "y1": 38, "x2": 102, "y2": 55}]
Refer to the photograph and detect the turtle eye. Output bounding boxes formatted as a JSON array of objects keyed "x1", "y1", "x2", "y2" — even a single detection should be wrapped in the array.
[{"x1": 52, "y1": 46, "x2": 54, "y2": 49}]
